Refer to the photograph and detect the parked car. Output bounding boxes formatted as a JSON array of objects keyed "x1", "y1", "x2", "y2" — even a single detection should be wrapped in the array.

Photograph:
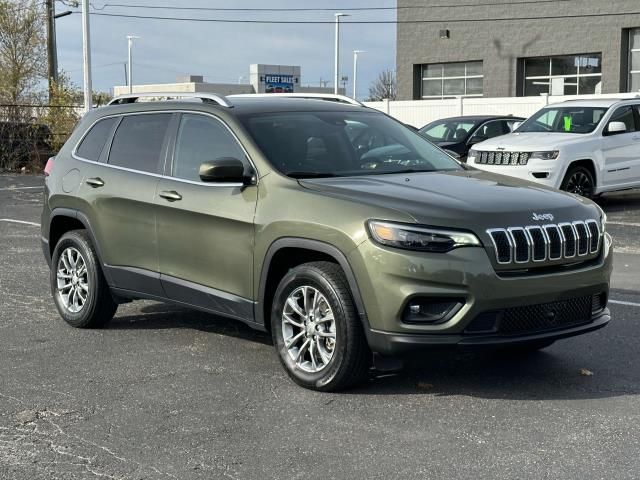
[
  {"x1": 419, "y1": 115, "x2": 524, "y2": 162},
  {"x1": 42, "y1": 92, "x2": 611, "y2": 391},
  {"x1": 468, "y1": 99, "x2": 640, "y2": 198}
]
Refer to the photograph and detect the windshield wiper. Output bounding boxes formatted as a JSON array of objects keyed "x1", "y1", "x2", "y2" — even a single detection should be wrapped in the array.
[
  {"x1": 365, "y1": 168, "x2": 437, "y2": 175},
  {"x1": 286, "y1": 171, "x2": 338, "y2": 179}
]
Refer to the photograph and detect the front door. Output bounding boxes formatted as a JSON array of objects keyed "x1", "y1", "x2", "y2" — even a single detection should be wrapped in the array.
[
  {"x1": 602, "y1": 105, "x2": 640, "y2": 188},
  {"x1": 155, "y1": 112, "x2": 258, "y2": 321}
]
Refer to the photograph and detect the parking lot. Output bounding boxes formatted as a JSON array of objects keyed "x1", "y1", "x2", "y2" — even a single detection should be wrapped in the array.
[{"x1": 1, "y1": 173, "x2": 639, "y2": 479}]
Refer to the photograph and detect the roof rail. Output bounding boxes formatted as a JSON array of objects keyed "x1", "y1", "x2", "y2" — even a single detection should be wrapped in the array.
[
  {"x1": 108, "y1": 92, "x2": 232, "y2": 108},
  {"x1": 229, "y1": 93, "x2": 363, "y2": 106}
]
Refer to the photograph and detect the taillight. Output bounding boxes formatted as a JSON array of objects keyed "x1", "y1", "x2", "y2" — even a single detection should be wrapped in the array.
[{"x1": 44, "y1": 157, "x2": 54, "y2": 176}]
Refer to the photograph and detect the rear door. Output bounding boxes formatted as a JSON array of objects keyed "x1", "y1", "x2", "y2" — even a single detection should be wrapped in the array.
[
  {"x1": 155, "y1": 112, "x2": 258, "y2": 320},
  {"x1": 77, "y1": 112, "x2": 173, "y2": 295},
  {"x1": 601, "y1": 105, "x2": 639, "y2": 188}
]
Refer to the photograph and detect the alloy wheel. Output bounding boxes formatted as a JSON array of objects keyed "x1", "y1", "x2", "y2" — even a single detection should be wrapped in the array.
[
  {"x1": 56, "y1": 247, "x2": 89, "y2": 313},
  {"x1": 565, "y1": 171, "x2": 593, "y2": 197},
  {"x1": 282, "y1": 286, "x2": 336, "y2": 373}
]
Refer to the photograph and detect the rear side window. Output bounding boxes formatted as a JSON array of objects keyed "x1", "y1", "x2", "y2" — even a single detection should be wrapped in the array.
[
  {"x1": 76, "y1": 117, "x2": 117, "y2": 161},
  {"x1": 108, "y1": 113, "x2": 171, "y2": 173}
]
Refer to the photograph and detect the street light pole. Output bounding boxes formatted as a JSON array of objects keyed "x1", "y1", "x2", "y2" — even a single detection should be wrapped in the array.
[
  {"x1": 126, "y1": 35, "x2": 139, "y2": 94},
  {"x1": 334, "y1": 13, "x2": 349, "y2": 95},
  {"x1": 352, "y1": 50, "x2": 365, "y2": 100},
  {"x1": 81, "y1": 0, "x2": 92, "y2": 112}
]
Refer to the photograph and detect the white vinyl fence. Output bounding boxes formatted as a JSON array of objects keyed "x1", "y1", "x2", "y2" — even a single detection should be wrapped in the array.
[{"x1": 364, "y1": 93, "x2": 640, "y2": 128}]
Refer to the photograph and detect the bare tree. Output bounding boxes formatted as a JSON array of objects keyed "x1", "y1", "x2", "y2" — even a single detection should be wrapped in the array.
[
  {"x1": 367, "y1": 69, "x2": 397, "y2": 101},
  {"x1": 0, "y1": 0, "x2": 46, "y2": 107}
]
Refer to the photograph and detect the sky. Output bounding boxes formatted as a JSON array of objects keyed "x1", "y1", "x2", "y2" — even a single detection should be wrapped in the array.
[{"x1": 54, "y1": 1, "x2": 397, "y2": 100}]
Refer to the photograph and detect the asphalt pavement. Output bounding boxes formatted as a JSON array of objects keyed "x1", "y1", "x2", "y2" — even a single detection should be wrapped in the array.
[{"x1": 1, "y1": 174, "x2": 639, "y2": 479}]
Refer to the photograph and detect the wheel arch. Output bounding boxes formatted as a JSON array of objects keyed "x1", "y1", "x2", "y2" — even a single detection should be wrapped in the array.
[
  {"x1": 49, "y1": 208, "x2": 112, "y2": 284},
  {"x1": 563, "y1": 158, "x2": 598, "y2": 189},
  {"x1": 256, "y1": 238, "x2": 369, "y2": 333}
]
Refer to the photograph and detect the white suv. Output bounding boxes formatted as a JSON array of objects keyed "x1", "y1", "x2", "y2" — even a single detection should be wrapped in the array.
[{"x1": 468, "y1": 98, "x2": 640, "y2": 198}]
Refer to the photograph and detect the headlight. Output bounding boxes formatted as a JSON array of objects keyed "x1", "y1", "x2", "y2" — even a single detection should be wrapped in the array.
[
  {"x1": 367, "y1": 220, "x2": 481, "y2": 253},
  {"x1": 467, "y1": 149, "x2": 478, "y2": 162},
  {"x1": 529, "y1": 150, "x2": 559, "y2": 160},
  {"x1": 600, "y1": 210, "x2": 607, "y2": 233}
]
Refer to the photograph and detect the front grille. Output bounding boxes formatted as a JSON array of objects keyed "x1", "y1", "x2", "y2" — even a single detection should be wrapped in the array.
[
  {"x1": 476, "y1": 151, "x2": 530, "y2": 165},
  {"x1": 499, "y1": 296, "x2": 592, "y2": 335},
  {"x1": 488, "y1": 219, "x2": 600, "y2": 266}
]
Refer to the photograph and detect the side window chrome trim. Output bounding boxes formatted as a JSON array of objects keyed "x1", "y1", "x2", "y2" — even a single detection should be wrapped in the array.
[{"x1": 71, "y1": 109, "x2": 258, "y2": 188}]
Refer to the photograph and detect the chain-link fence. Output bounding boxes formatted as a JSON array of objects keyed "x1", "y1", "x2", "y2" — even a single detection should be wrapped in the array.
[{"x1": 0, "y1": 103, "x2": 81, "y2": 172}]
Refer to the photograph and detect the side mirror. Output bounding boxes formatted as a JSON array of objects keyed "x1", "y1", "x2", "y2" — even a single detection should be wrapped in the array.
[
  {"x1": 605, "y1": 121, "x2": 627, "y2": 135},
  {"x1": 511, "y1": 121, "x2": 523, "y2": 131},
  {"x1": 199, "y1": 157, "x2": 253, "y2": 184}
]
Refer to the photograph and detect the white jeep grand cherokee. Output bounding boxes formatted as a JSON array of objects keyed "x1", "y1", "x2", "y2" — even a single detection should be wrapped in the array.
[{"x1": 468, "y1": 98, "x2": 640, "y2": 198}]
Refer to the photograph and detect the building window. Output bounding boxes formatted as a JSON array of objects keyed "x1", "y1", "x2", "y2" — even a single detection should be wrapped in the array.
[
  {"x1": 522, "y1": 53, "x2": 602, "y2": 96},
  {"x1": 630, "y1": 29, "x2": 640, "y2": 92},
  {"x1": 419, "y1": 61, "x2": 483, "y2": 99}
]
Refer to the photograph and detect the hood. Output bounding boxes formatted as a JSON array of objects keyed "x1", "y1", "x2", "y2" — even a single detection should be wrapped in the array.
[
  {"x1": 299, "y1": 170, "x2": 600, "y2": 230},
  {"x1": 475, "y1": 132, "x2": 585, "y2": 151}
]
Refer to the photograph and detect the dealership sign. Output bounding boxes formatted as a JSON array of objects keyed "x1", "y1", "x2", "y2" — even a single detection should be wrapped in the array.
[{"x1": 264, "y1": 74, "x2": 294, "y2": 93}]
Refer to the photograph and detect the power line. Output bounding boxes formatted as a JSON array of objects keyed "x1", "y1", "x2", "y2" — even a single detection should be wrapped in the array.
[
  {"x1": 89, "y1": 0, "x2": 579, "y2": 12},
  {"x1": 82, "y1": 10, "x2": 640, "y2": 24}
]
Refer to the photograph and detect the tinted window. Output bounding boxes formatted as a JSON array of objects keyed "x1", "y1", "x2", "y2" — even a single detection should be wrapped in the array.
[
  {"x1": 108, "y1": 114, "x2": 171, "y2": 173},
  {"x1": 419, "y1": 119, "x2": 479, "y2": 142},
  {"x1": 518, "y1": 106, "x2": 608, "y2": 134},
  {"x1": 472, "y1": 120, "x2": 510, "y2": 140},
  {"x1": 608, "y1": 106, "x2": 636, "y2": 133},
  {"x1": 172, "y1": 114, "x2": 246, "y2": 182},
  {"x1": 76, "y1": 117, "x2": 117, "y2": 161},
  {"x1": 240, "y1": 111, "x2": 461, "y2": 178}
]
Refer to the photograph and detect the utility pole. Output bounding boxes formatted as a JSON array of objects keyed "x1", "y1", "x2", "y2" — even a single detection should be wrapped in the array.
[
  {"x1": 46, "y1": 0, "x2": 56, "y2": 99},
  {"x1": 127, "y1": 35, "x2": 139, "y2": 94},
  {"x1": 334, "y1": 13, "x2": 349, "y2": 95},
  {"x1": 352, "y1": 50, "x2": 365, "y2": 100},
  {"x1": 81, "y1": 0, "x2": 92, "y2": 112}
]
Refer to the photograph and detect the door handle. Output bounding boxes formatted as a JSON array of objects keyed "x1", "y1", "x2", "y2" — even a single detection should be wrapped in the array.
[
  {"x1": 85, "y1": 177, "x2": 104, "y2": 188},
  {"x1": 159, "y1": 190, "x2": 182, "y2": 202}
]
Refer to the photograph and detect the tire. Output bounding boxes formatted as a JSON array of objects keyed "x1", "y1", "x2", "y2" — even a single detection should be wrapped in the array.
[
  {"x1": 271, "y1": 261, "x2": 370, "y2": 391},
  {"x1": 561, "y1": 165, "x2": 595, "y2": 199},
  {"x1": 50, "y1": 229, "x2": 117, "y2": 328}
]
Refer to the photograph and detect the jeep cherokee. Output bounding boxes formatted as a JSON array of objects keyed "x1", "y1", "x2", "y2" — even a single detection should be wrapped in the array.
[{"x1": 42, "y1": 92, "x2": 612, "y2": 391}]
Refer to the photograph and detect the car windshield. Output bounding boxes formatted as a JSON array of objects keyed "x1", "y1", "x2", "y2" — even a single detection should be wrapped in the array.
[
  {"x1": 517, "y1": 106, "x2": 609, "y2": 134},
  {"x1": 240, "y1": 111, "x2": 462, "y2": 178},
  {"x1": 418, "y1": 119, "x2": 479, "y2": 142}
]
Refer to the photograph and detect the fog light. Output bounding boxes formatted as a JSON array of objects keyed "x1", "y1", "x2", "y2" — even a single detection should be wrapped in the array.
[{"x1": 403, "y1": 298, "x2": 463, "y2": 324}]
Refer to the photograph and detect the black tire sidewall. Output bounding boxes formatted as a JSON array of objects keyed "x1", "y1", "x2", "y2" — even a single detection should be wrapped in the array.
[
  {"x1": 50, "y1": 231, "x2": 101, "y2": 328},
  {"x1": 271, "y1": 267, "x2": 350, "y2": 390}
]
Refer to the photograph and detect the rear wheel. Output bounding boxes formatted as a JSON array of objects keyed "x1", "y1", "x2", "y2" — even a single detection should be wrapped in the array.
[
  {"x1": 271, "y1": 261, "x2": 370, "y2": 391},
  {"x1": 561, "y1": 166, "x2": 595, "y2": 198},
  {"x1": 51, "y1": 230, "x2": 117, "y2": 328}
]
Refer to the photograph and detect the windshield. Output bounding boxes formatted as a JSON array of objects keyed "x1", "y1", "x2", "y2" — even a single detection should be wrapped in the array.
[
  {"x1": 517, "y1": 106, "x2": 609, "y2": 134},
  {"x1": 418, "y1": 119, "x2": 479, "y2": 142},
  {"x1": 239, "y1": 111, "x2": 462, "y2": 178}
]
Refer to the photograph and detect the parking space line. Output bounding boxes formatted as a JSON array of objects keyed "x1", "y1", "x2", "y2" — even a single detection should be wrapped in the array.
[
  {"x1": 0, "y1": 186, "x2": 43, "y2": 191},
  {"x1": 610, "y1": 299, "x2": 640, "y2": 307},
  {"x1": 0, "y1": 219, "x2": 40, "y2": 227}
]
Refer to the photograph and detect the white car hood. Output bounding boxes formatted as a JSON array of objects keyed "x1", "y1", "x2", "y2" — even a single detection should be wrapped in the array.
[{"x1": 475, "y1": 132, "x2": 585, "y2": 151}]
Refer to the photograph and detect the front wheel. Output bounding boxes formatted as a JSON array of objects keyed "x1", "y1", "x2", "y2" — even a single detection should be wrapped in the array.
[
  {"x1": 561, "y1": 166, "x2": 595, "y2": 198},
  {"x1": 271, "y1": 262, "x2": 370, "y2": 391}
]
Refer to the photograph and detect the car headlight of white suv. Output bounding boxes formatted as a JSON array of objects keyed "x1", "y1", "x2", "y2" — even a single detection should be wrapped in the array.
[{"x1": 529, "y1": 150, "x2": 559, "y2": 160}]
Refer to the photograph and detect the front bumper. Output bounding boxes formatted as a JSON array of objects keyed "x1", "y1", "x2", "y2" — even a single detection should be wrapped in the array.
[
  {"x1": 470, "y1": 158, "x2": 563, "y2": 189},
  {"x1": 367, "y1": 309, "x2": 610, "y2": 355},
  {"x1": 348, "y1": 234, "x2": 613, "y2": 355}
]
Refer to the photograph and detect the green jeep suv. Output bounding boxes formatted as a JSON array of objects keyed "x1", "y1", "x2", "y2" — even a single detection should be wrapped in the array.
[{"x1": 42, "y1": 93, "x2": 612, "y2": 391}]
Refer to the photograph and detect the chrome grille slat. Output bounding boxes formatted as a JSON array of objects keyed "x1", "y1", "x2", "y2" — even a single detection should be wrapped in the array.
[
  {"x1": 476, "y1": 151, "x2": 530, "y2": 166},
  {"x1": 487, "y1": 219, "x2": 601, "y2": 267}
]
